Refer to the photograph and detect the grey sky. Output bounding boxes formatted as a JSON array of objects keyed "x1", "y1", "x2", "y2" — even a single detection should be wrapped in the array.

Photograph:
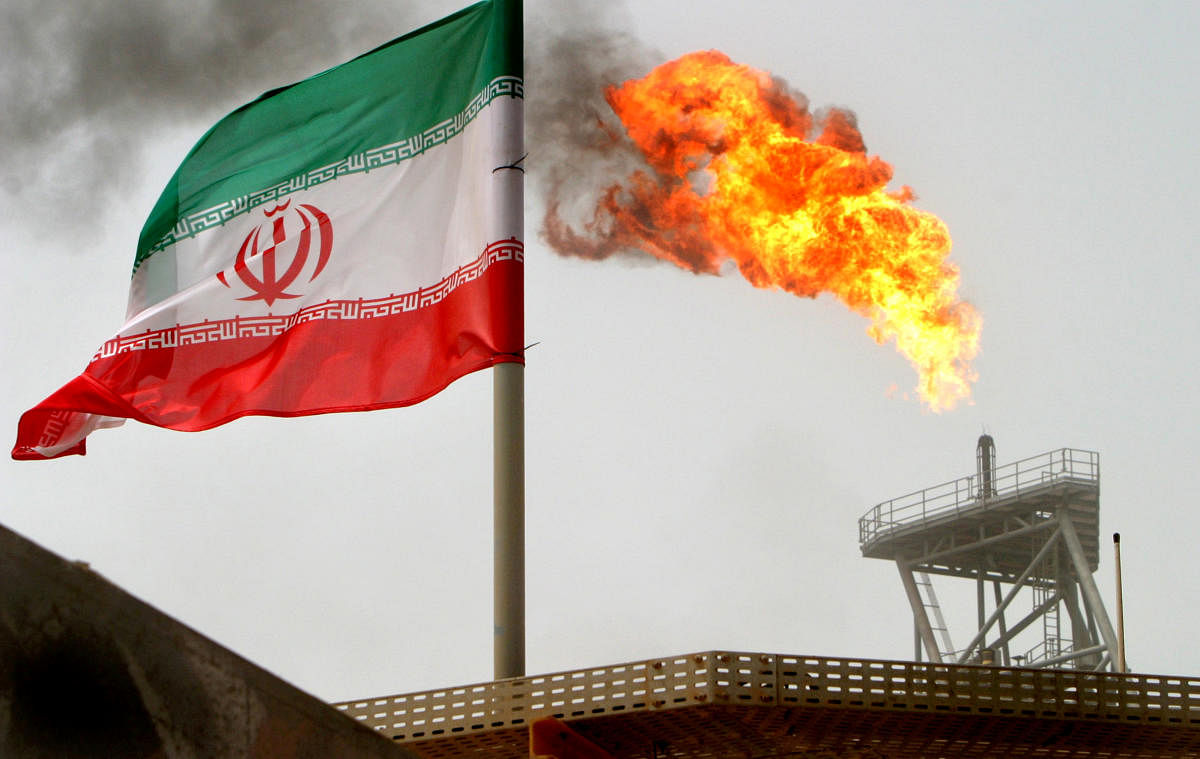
[{"x1": 3, "y1": 1, "x2": 1199, "y2": 703}]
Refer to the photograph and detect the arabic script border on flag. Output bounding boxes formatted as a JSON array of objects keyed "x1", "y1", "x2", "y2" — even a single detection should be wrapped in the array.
[
  {"x1": 140, "y1": 75, "x2": 525, "y2": 268},
  {"x1": 15, "y1": 0, "x2": 524, "y2": 461},
  {"x1": 102, "y1": 238, "x2": 523, "y2": 359}
]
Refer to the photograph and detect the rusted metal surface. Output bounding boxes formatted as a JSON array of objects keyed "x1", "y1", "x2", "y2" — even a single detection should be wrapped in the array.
[
  {"x1": 337, "y1": 651, "x2": 1200, "y2": 758},
  {"x1": 0, "y1": 523, "x2": 416, "y2": 759},
  {"x1": 531, "y1": 716, "x2": 614, "y2": 759}
]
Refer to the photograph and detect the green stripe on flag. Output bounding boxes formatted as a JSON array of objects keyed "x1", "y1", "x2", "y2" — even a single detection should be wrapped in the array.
[{"x1": 135, "y1": 0, "x2": 521, "y2": 275}]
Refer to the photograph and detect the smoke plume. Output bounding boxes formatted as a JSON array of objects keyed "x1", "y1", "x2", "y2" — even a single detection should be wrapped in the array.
[
  {"x1": 524, "y1": 2, "x2": 661, "y2": 262},
  {"x1": 0, "y1": 0, "x2": 658, "y2": 235},
  {"x1": 0, "y1": 0, "x2": 416, "y2": 229}
]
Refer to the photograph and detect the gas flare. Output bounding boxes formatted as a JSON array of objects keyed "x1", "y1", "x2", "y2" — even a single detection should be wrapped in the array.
[{"x1": 543, "y1": 51, "x2": 981, "y2": 411}]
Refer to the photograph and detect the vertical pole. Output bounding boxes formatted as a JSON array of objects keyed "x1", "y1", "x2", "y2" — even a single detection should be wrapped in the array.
[
  {"x1": 492, "y1": 0, "x2": 525, "y2": 681},
  {"x1": 976, "y1": 573, "x2": 985, "y2": 631},
  {"x1": 494, "y1": 363, "x2": 525, "y2": 679},
  {"x1": 1114, "y1": 533, "x2": 1126, "y2": 673}
]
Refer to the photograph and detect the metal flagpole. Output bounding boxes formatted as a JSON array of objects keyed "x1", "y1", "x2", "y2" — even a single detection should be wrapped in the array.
[
  {"x1": 493, "y1": 0, "x2": 525, "y2": 680},
  {"x1": 494, "y1": 363, "x2": 524, "y2": 679}
]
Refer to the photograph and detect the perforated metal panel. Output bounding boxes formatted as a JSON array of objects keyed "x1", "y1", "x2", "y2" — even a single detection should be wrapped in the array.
[{"x1": 334, "y1": 651, "x2": 1200, "y2": 758}]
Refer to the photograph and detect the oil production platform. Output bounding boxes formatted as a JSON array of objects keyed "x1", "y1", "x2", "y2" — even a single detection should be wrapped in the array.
[
  {"x1": 4, "y1": 439, "x2": 1200, "y2": 757},
  {"x1": 328, "y1": 439, "x2": 1200, "y2": 758}
]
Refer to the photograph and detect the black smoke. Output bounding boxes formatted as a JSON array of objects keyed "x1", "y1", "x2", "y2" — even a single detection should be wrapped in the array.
[
  {"x1": 524, "y1": 1, "x2": 658, "y2": 216},
  {"x1": 0, "y1": 0, "x2": 432, "y2": 230},
  {"x1": 0, "y1": 0, "x2": 656, "y2": 240}
]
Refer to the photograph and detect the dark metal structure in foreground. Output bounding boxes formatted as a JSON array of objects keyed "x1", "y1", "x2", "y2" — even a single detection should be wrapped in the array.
[
  {"x1": 860, "y1": 444, "x2": 1113, "y2": 670},
  {"x1": 336, "y1": 651, "x2": 1200, "y2": 758},
  {"x1": 0, "y1": 523, "x2": 414, "y2": 759}
]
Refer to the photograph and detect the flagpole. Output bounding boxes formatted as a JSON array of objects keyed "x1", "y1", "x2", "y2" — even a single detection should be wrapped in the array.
[
  {"x1": 493, "y1": 0, "x2": 525, "y2": 680},
  {"x1": 494, "y1": 362, "x2": 524, "y2": 679}
]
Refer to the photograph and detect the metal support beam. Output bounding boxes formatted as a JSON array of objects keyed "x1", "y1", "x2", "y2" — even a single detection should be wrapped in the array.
[
  {"x1": 1086, "y1": 594, "x2": 1099, "y2": 649},
  {"x1": 991, "y1": 590, "x2": 1062, "y2": 652},
  {"x1": 1061, "y1": 579, "x2": 1098, "y2": 667},
  {"x1": 1031, "y1": 643, "x2": 1108, "y2": 670},
  {"x1": 910, "y1": 518, "x2": 1057, "y2": 567},
  {"x1": 958, "y1": 527, "x2": 1062, "y2": 663},
  {"x1": 1060, "y1": 513, "x2": 1118, "y2": 665},
  {"x1": 1056, "y1": 548, "x2": 1097, "y2": 669},
  {"x1": 1061, "y1": 579, "x2": 1089, "y2": 645},
  {"x1": 992, "y1": 580, "x2": 1010, "y2": 665},
  {"x1": 897, "y1": 560, "x2": 943, "y2": 663}
]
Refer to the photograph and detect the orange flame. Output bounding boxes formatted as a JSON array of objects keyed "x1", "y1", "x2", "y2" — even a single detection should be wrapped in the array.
[{"x1": 544, "y1": 51, "x2": 981, "y2": 411}]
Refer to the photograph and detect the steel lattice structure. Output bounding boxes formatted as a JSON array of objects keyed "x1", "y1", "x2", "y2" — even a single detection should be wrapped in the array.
[{"x1": 860, "y1": 443, "x2": 1112, "y2": 671}]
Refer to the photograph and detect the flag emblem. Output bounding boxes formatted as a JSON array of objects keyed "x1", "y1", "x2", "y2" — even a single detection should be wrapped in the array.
[
  {"x1": 217, "y1": 200, "x2": 334, "y2": 306},
  {"x1": 13, "y1": 0, "x2": 523, "y2": 460}
]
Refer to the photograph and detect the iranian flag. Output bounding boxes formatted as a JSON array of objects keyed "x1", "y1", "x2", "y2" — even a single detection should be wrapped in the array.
[{"x1": 14, "y1": 0, "x2": 524, "y2": 460}]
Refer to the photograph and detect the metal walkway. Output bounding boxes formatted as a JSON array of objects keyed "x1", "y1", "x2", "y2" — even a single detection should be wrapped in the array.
[
  {"x1": 334, "y1": 651, "x2": 1200, "y2": 758},
  {"x1": 859, "y1": 448, "x2": 1101, "y2": 578}
]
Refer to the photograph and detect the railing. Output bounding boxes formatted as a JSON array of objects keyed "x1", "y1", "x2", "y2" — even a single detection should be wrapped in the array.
[
  {"x1": 859, "y1": 448, "x2": 1099, "y2": 549},
  {"x1": 333, "y1": 650, "x2": 1200, "y2": 741},
  {"x1": 1023, "y1": 638, "x2": 1069, "y2": 666}
]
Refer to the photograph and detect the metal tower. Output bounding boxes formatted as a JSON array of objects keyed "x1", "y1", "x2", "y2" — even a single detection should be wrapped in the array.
[{"x1": 859, "y1": 439, "x2": 1117, "y2": 671}]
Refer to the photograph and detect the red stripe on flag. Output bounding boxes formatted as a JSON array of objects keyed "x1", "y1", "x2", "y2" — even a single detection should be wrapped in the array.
[{"x1": 13, "y1": 258, "x2": 522, "y2": 460}]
